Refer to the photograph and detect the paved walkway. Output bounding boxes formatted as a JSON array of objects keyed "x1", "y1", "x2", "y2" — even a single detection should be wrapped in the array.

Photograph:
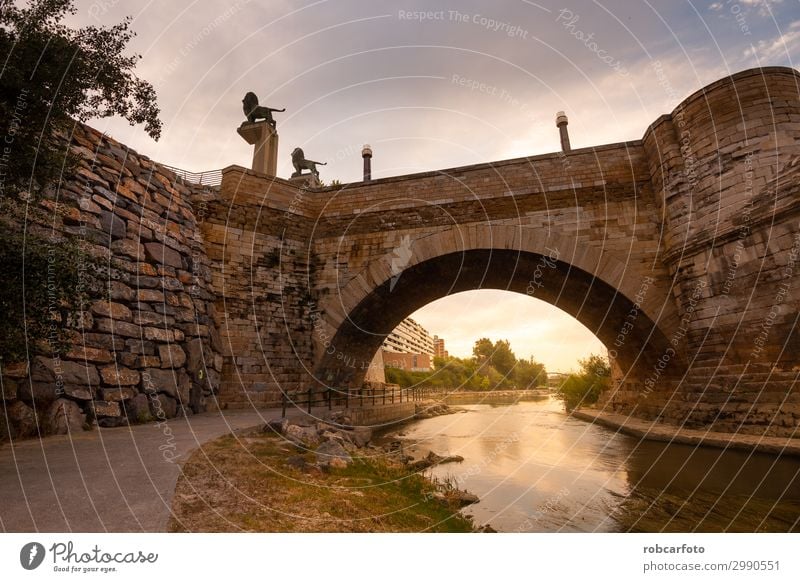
[
  {"x1": 0, "y1": 406, "x2": 332, "y2": 532},
  {"x1": 573, "y1": 409, "x2": 800, "y2": 457}
]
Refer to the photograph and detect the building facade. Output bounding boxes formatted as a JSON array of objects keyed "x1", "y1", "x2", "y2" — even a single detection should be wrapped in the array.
[
  {"x1": 433, "y1": 335, "x2": 449, "y2": 359},
  {"x1": 382, "y1": 351, "x2": 432, "y2": 372},
  {"x1": 381, "y1": 317, "x2": 434, "y2": 355}
]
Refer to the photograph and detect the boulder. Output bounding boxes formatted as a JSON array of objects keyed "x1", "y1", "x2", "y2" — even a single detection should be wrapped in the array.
[
  {"x1": 92, "y1": 400, "x2": 121, "y2": 418},
  {"x1": 185, "y1": 338, "x2": 204, "y2": 374},
  {"x1": 125, "y1": 393, "x2": 153, "y2": 423},
  {"x1": 158, "y1": 344, "x2": 186, "y2": 368},
  {"x1": 285, "y1": 424, "x2": 320, "y2": 447},
  {"x1": 315, "y1": 439, "x2": 352, "y2": 469},
  {"x1": 151, "y1": 393, "x2": 177, "y2": 419},
  {"x1": 350, "y1": 427, "x2": 372, "y2": 448},
  {"x1": 263, "y1": 418, "x2": 289, "y2": 436},
  {"x1": 99, "y1": 366, "x2": 140, "y2": 386},
  {"x1": 4, "y1": 400, "x2": 39, "y2": 439},
  {"x1": 102, "y1": 386, "x2": 138, "y2": 402},
  {"x1": 61, "y1": 384, "x2": 95, "y2": 401},
  {"x1": 45, "y1": 399, "x2": 86, "y2": 435},
  {"x1": 31, "y1": 356, "x2": 99, "y2": 386},
  {"x1": 142, "y1": 367, "x2": 189, "y2": 401}
]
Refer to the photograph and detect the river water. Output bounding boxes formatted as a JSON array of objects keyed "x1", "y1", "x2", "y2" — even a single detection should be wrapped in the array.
[{"x1": 396, "y1": 397, "x2": 800, "y2": 532}]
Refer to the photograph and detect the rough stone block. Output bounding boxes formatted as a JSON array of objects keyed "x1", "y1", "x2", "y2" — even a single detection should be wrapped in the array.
[
  {"x1": 91, "y1": 300, "x2": 133, "y2": 321},
  {"x1": 92, "y1": 400, "x2": 121, "y2": 417},
  {"x1": 45, "y1": 399, "x2": 86, "y2": 435},
  {"x1": 144, "y1": 327, "x2": 172, "y2": 342},
  {"x1": 158, "y1": 344, "x2": 186, "y2": 368},
  {"x1": 143, "y1": 242, "x2": 183, "y2": 269},
  {"x1": 99, "y1": 366, "x2": 141, "y2": 386}
]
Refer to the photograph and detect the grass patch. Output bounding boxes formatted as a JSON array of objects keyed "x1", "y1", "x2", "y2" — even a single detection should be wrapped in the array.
[{"x1": 168, "y1": 431, "x2": 476, "y2": 532}]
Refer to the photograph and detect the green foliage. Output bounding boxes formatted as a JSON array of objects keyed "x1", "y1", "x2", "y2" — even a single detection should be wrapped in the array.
[
  {"x1": 0, "y1": 0, "x2": 158, "y2": 362},
  {"x1": 387, "y1": 339, "x2": 547, "y2": 392},
  {"x1": 556, "y1": 353, "x2": 611, "y2": 411},
  {"x1": 0, "y1": 0, "x2": 161, "y2": 200},
  {"x1": 0, "y1": 206, "x2": 98, "y2": 362},
  {"x1": 515, "y1": 357, "x2": 547, "y2": 389}
]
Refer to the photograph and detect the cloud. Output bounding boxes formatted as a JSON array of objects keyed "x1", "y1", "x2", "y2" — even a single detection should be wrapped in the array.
[{"x1": 743, "y1": 19, "x2": 800, "y2": 62}]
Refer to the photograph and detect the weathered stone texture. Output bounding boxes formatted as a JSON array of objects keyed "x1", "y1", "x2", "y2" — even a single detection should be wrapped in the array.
[
  {"x1": 3, "y1": 66, "x2": 799, "y2": 440},
  {"x1": 1, "y1": 123, "x2": 221, "y2": 439}
]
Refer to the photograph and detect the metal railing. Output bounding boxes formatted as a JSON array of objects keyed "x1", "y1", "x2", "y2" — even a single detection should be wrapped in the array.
[
  {"x1": 281, "y1": 384, "x2": 437, "y2": 417},
  {"x1": 161, "y1": 164, "x2": 223, "y2": 187}
]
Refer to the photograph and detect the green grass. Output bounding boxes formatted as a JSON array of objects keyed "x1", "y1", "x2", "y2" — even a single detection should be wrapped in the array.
[{"x1": 168, "y1": 432, "x2": 475, "y2": 533}]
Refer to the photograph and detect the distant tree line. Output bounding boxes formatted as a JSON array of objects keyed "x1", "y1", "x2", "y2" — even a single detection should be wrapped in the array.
[{"x1": 385, "y1": 337, "x2": 547, "y2": 391}]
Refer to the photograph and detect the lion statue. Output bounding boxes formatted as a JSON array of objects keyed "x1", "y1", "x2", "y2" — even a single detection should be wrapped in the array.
[
  {"x1": 242, "y1": 92, "x2": 285, "y2": 126},
  {"x1": 291, "y1": 147, "x2": 326, "y2": 178}
]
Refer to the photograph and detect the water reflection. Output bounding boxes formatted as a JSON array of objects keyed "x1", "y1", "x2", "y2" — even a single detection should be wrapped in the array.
[{"x1": 398, "y1": 398, "x2": 800, "y2": 532}]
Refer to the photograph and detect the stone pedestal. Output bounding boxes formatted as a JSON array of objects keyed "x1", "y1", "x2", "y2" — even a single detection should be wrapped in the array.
[
  {"x1": 237, "y1": 121, "x2": 278, "y2": 176},
  {"x1": 289, "y1": 173, "x2": 321, "y2": 188}
]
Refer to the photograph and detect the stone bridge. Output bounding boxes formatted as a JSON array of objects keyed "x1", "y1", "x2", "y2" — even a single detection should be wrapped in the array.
[{"x1": 201, "y1": 67, "x2": 800, "y2": 436}]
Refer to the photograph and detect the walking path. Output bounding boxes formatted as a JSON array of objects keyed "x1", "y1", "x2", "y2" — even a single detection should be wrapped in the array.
[
  {"x1": 0, "y1": 406, "x2": 332, "y2": 532},
  {"x1": 573, "y1": 409, "x2": 800, "y2": 457}
]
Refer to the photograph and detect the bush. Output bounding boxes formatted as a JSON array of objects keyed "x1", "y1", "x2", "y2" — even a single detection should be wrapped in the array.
[{"x1": 556, "y1": 353, "x2": 611, "y2": 411}]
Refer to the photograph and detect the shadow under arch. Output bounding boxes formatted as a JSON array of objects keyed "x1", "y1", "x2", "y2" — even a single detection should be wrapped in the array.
[{"x1": 314, "y1": 247, "x2": 677, "y2": 389}]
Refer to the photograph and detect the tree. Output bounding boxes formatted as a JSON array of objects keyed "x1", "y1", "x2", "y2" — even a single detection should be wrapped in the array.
[
  {"x1": 471, "y1": 337, "x2": 517, "y2": 380},
  {"x1": 0, "y1": 0, "x2": 161, "y2": 363},
  {"x1": 472, "y1": 338, "x2": 494, "y2": 364},
  {"x1": 515, "y1": 357, "x2": 547, "y2": 389},
  {"x1": 556, "y1": 353, "x2": 611, "y2": 411},
  {"x1": 490, "y1": 339, "x2": 516, "y2": 377},
  {"x1": 0, "y1": 0, "x2": 161, "y2": 200}
]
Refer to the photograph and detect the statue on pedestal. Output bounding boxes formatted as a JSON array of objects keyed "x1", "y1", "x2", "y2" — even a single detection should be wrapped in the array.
[
  {"x1": 242, "y1": 92, "x2": 285, "y2": 127},
  {"x1": 291, "y1": 147, "x2": 326, "y2": 179}
]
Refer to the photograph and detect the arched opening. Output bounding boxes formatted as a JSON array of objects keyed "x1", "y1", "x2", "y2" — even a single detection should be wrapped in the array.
[
  {"x1": 409, "y1": 288, "x2": 606, "y2": 374},
  {"x1": 314, "y1": 249, "x2": 677, "y2": 389}
]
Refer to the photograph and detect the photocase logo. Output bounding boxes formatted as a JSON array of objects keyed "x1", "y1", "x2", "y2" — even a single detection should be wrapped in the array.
[
  {"x1": 20, "y1": 542, "x2": 46, "y2": 570},
  {"x1": 389, "y1": 234, "x2": 413, "y2": 291}
]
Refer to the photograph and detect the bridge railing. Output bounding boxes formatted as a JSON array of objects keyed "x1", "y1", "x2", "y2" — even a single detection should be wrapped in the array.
[
  {"x1": 161, "y1": 164, "x2": 223, "y2": 188},
  {"x1": 280, "y1": 384, "x2": 442, "y2": 417}
]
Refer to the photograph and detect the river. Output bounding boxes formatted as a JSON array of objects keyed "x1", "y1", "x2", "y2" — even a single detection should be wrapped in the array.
[{"x1": 394, "y1": 397, "x2": 800, "y2": 532}]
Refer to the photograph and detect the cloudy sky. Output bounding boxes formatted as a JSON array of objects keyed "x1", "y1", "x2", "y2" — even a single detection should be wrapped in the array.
[{"x1": 71, "y1": 0, "x2": 800, "y2": 371}]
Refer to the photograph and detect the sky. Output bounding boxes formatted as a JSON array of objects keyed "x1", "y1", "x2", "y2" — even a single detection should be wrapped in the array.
[{"x1": 68, "y1": 0, "x2": 800, "y2": 371}]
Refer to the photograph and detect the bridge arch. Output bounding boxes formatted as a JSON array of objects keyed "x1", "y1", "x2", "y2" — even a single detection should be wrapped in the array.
[{"x1": 313, "y1": 224, "x2": 679, "y2": 389}]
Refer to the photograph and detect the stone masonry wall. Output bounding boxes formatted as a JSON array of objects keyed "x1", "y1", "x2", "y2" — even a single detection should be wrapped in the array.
[
  {"x1": 601, "y1": 67, "x2": 800, "y2": 436},
  {"x1": 1, "y1": 123, "x2": 223, "y2": 441}
]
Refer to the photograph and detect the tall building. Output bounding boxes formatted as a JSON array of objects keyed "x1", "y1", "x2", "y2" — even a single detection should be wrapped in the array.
[
  {"x1": 433, "y1": 335, "x2": 449, "y2": 359},
  {"x1": 382, "y1": 317, "x2": 434, "y2": 355}
]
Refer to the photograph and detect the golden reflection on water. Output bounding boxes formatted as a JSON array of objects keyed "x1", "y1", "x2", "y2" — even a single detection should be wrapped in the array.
[{"x1": 400, "y1": 398, "x2": 800, "y2": 532}]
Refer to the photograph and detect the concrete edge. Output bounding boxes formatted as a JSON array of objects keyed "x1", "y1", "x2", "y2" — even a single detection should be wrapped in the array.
[{"x1": 572, "y1": 409, "x2": 800, "y2": 457}]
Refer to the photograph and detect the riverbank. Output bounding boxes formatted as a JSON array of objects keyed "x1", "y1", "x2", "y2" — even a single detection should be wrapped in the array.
[
  {"x1": 441, "y1": 389, "x2": 551, "y2": 405},
  {"x1": 573, "y1": 409, "x2": 800, "y2": 457},
  {"x1": 168, "y1": 418, "x2": 479, "y2": 532}
]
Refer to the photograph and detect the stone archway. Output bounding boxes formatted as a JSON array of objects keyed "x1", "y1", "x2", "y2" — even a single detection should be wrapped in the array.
[{"x1": 312, "y1": 224, "x2": 678, "y2": 389}]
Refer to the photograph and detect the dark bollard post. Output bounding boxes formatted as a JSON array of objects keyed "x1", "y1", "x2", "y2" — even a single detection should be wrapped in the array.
[
  {"x1": 372, "y1": 388, "x2": 375, "y2": 406},
  {"x1": 282, "y1": 393, "x2": 286, "y2": 418},
  {"x1": 328, "y1": 388, "x2": 332, "y2": 410},
  {"x1": 345, "y1": 389, "x2": 349, "y2": 409},
  {"x1": 307, "y1": 388, "x2": 312, "y2": 414}
]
